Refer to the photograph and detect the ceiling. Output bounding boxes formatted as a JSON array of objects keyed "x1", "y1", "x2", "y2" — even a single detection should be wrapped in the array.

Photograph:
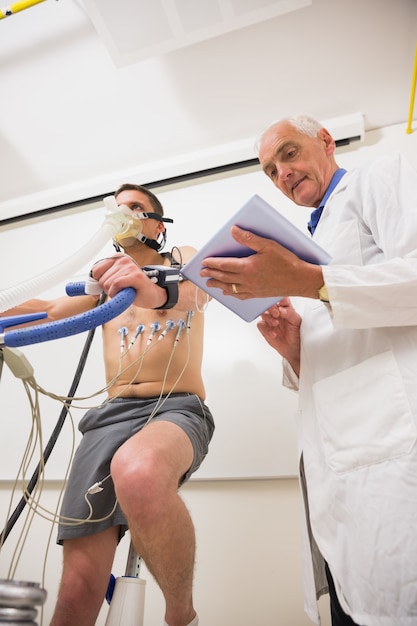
[
  {"x1": 0, "y1": 0, "x2": 416, "y2": 214},
  {"x1": 82, "y1": 0, "x2": 313, "y2": 67}
]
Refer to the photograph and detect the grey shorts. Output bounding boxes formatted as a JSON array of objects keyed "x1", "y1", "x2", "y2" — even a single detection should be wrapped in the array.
[{"x1": 57, "y1": 393, "x2": 214, "y2": 543}]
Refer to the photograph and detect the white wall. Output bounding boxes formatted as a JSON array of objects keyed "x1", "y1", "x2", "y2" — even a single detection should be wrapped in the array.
[{"x1": 0, "y1": 122, "x2": 416, "y2": 626}]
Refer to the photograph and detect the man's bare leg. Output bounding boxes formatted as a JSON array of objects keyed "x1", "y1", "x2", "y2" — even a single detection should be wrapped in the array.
[
  {"x1": 50, "y1": 527, "x2": 118, "y2": 626},
  {"x1": 111, "y1": 420, "x2": 197, "y2": 626}
]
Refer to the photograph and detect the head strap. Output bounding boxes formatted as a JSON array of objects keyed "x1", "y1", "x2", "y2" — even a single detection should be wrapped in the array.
[{"x1": 138, "y1": 212, "x2": 173, "y2": 224}]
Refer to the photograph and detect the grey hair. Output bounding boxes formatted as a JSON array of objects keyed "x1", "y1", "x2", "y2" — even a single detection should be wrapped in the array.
[{"x1": 255, "y1": 115, "x2": 323, "y2": 154}]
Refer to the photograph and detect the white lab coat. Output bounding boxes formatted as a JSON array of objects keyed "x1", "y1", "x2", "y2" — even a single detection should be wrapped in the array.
[{"x1": 284, "y1": 152, "x2": 417, "y2": 626}]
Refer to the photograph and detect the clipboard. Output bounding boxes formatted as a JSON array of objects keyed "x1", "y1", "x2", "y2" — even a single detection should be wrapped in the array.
[{"x1": 181, "y1": 194, "x2": 332, "y2": 322}]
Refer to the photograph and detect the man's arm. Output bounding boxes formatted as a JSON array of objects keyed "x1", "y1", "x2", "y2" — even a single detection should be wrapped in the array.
[
  {"x1": 1, "y1": 294, "x2": 99, "y2": 327},
  {"x1": 175, "y1": 246, "x2": 212, "y2": 312},
  {"x1": 91, "y1": 255, "x2": 170, "y2": 309},
  {"x1": 91, "y1": 250, "x2": 211, "y2": 313}
]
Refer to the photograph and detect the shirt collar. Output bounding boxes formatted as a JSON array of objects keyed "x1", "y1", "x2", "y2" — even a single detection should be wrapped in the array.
[{"x1": 307, "y1": 168, "x2": 347, "y2": 235}]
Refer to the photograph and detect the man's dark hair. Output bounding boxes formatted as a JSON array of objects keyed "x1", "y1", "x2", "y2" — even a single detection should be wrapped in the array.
[{"x1": 114, "y1": 183, "x2": 164, "y2": 216}]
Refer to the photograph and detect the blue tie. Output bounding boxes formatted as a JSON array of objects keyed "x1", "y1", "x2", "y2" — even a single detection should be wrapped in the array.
[
  {"x1": 307, "y1": 206, "x2": 324, "y2": 235},
  {"x1": 307, "y1": 168, "x2": 347, "y2": 235}
]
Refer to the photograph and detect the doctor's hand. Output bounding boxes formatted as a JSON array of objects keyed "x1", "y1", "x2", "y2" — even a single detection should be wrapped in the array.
[
  {"x1": 200, "y1": 226, "x2": 324, "y2": 299},
  {"x1": 257, "y1": 298, "x2": 302, "y2": 375}
]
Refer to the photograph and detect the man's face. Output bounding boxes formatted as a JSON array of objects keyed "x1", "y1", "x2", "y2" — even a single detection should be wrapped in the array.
[
  {"x1": 115, "y1": 189, "x2": 164, "y2": 244},
  {"x1": 259, "y1": 122, "x2": 336, "y2": 208}
]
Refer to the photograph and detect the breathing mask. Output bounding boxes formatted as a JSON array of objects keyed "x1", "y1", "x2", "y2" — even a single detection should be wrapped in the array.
[{"x1": 113, "y1": 204, "x2": 174, "y2": 252}]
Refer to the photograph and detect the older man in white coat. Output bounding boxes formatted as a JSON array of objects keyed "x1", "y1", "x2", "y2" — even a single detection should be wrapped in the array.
[{"x1": 199, "y1": 115, "x2": 417, "y2": 626}]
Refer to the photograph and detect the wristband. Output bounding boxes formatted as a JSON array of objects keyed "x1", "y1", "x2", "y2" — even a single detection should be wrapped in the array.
[
  {"x1": 143, "y1": 265, "x2": 180, "y2": 310},
  {"x1": 318, "y1": 283, "x2": 329, "y2": 302}
]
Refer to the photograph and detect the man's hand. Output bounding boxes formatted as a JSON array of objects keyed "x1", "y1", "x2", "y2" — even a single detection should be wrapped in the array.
[
  {"x1": 91, "y1": 254, "x2": 167, "y2": 309},
  {"x1": 200, "y1": 225, "x2": 323, "y2": 300}
]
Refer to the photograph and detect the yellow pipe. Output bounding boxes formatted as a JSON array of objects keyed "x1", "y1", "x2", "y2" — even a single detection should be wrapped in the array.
[
  {"x1": 0, "y1": 0, "x2": 46, "y2": 19},
  {"x1": 406, "y1": 43, "x2": 417, "y2": 134}
]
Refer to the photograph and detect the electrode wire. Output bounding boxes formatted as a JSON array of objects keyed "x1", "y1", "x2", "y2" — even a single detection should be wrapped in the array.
[
  {"x1": 0, "y1": 310, "x2": 192, "y2": 583},
  {"x1": 194, "y1": 285, "x2": 210, "y2": 313},
  {"x1": 28, "y1": 335, "x2": 154, "y2": 409},
  {"x1": 0, "y1": 293, "x2": 105, "y2": 545},
  {"x1": 144, "y1": 314, "x2": 192, "y2": 426},
  {"x1": 10, "y1": 316, "x2": 193, "y2": 529},
  {"x1": 4, "y1": 379, "x2": 45, "y2": 578},
  {"x1": 30, "y1": 319, "x2": 180, "y2": 409}
]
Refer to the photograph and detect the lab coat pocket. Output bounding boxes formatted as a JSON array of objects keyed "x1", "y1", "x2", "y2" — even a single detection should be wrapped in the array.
[{"x1": 313, "y1": 351, "x2": 417, "y2": 473}]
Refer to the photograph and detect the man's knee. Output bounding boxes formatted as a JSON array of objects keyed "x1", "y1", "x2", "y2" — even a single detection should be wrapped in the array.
[
  {"x1": 112, "y1": 459, "x2": 184, "y2": 533},
  {"x1": 116, "y1": 463, "x2": 173, "y2": 514},
  {"x1": 58, "y1": 555, "x2": 103, "y2": 607},
  {"x1": 60, "y1": 531, "x2": 118, "y2": 591}
]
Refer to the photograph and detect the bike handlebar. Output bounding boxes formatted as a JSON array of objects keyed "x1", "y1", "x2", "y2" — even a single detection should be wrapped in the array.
[{"x1": 0, "y1": 285, "x2": 136, "y2": 348}]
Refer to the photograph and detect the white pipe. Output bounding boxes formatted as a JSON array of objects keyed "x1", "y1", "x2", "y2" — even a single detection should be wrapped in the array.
[
  {"x1": 0, "y1": 203, "x2": 127, "y2": 313},
  {"x1": 104, "y1": 577, "x2": 146, "y2": 626}
]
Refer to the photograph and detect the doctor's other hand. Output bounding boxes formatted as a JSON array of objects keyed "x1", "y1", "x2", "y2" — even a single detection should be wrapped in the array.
[{"x1": 257, "y1": 298, "x2": 302, "y2": 375}]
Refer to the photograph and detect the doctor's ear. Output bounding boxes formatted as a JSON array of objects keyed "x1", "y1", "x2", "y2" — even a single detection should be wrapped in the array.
[{"x1": 318, "y1": 128, "x2": 336, "y2": 154}]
